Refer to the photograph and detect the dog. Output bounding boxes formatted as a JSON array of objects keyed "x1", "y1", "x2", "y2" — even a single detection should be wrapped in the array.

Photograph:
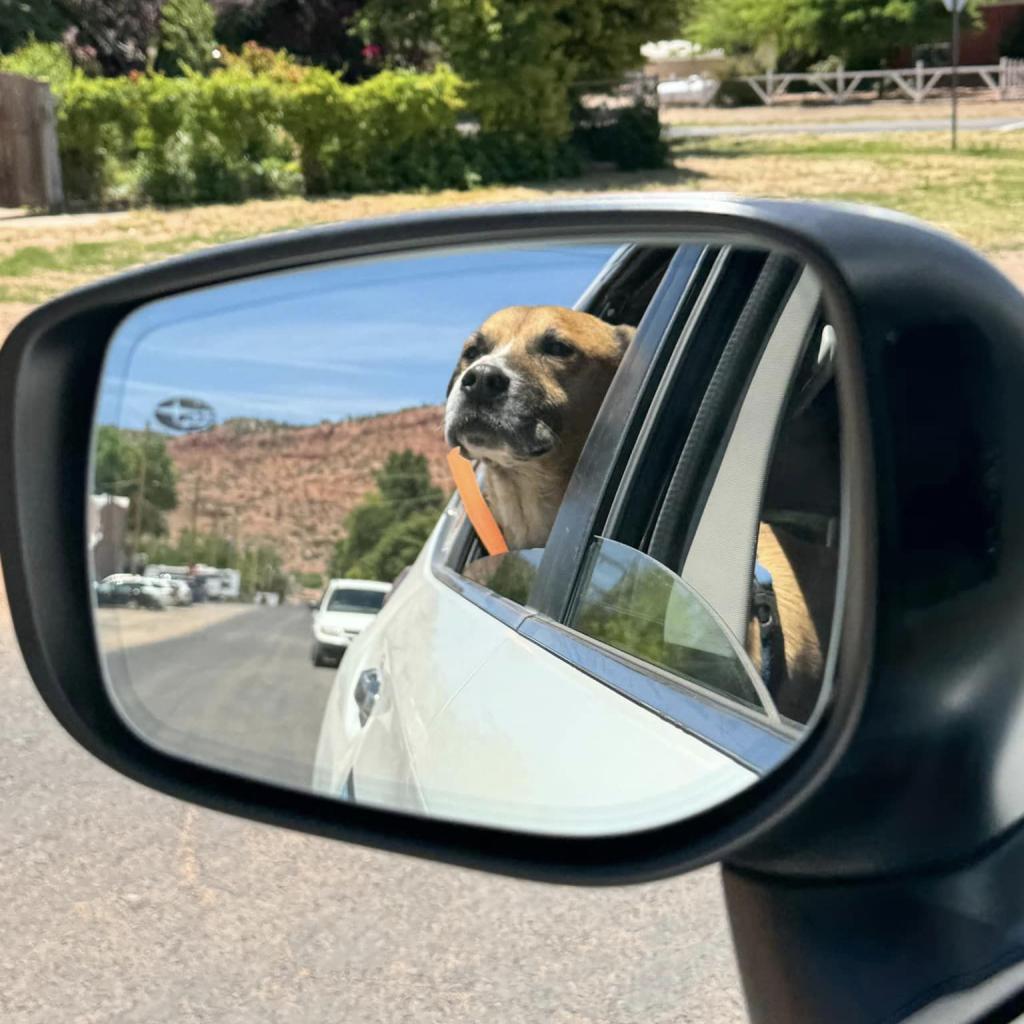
[
  {"x1": 445, "y1": 305, "x2": 634, "y2": 550},
  {"x1": 444, "y1": 304, "x2": 832, "y2": 720}
]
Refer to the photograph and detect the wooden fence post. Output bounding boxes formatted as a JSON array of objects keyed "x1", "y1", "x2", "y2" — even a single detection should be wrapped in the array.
[{"x1": 0, "y1": 73, "x2": 64, "y2": 211}]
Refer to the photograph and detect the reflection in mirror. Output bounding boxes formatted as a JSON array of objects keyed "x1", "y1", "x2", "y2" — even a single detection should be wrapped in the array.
[{"x1": 91, "y1": 237, "x2": 842, "y2": 836}]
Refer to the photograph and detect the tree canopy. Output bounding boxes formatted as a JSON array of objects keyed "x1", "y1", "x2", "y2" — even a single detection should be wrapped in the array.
[
  {"x1": 329, "y1": 450, "x2": 446, "y2": 583},
  {"x1": 686, "y1": 0, "x2": 971, "y2": 69},
  {"x1": 93, "y1": 426, "x2": 178, "y2": 537}
]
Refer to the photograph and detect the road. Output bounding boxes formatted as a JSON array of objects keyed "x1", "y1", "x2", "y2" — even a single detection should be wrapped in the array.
[
  {"x1": 0, "y1": 608, "x2": 747, "y2": 1024},
  {"x1": 105, "y1": 604, "x2": 333, "y2": 791},
  {"x1": 665, "y1": 115, "x2": 1023, "y2": 139}
]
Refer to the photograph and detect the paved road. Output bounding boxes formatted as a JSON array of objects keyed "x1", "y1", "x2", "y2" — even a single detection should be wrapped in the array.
[
  {"x1": 0, "y1": 610, "x2": 747, "y2": 1024},
  {"x1": 666, "y1": 115, "x2": 1022, "y2": 139},
  {"x1": 106, "y1": 604, "x2": 333, "y2": 791}
]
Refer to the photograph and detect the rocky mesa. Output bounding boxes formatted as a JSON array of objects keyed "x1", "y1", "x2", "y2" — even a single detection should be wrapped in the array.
[{"x1": 164, "y1": 405, "x2": 451, "y2": 576}]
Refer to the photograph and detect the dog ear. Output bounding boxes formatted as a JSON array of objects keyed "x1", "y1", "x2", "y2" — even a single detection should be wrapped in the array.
[{"x1": 613, "y1": 324, "x2": 636, "y2": 353}]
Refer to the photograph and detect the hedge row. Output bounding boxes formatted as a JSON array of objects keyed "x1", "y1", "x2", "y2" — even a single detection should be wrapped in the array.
[
  {"x1": 53, "y1": 63, "x2": 666, "y2": 206},
  {"x1": 55, "y1": 65, "x2": 487, "y2": 205}
]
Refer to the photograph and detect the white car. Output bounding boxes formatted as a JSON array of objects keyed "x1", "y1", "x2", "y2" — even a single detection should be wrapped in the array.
[
  {"x1": 102, "y1": 573, "x2": 173, "y2": 608},
  {"x1": 311, "y1": 579, "x2": 392, "y2": 667},
  {"x1": 313, "y1": 243, "x2": 836, "y2": 836}
]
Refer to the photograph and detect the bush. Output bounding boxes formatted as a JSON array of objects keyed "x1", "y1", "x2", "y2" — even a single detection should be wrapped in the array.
[
  {"x1": 573, "y1": 99, "x2": 666, "y2": 172},
  {"x1": 56, "y1": 75, "x2": 140, "y2": 203},
  {"x1": 283, "y1": 65, "x2": 467, "y2": 194},
  {"x1": 0, "y1": 39, "x2": 75, "y2": 89},
  {"x1": 50, "y1": 59, "x2": 592, "y2": 206}
]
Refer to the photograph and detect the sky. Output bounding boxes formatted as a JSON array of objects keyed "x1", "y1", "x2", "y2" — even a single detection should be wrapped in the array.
[{"x1": 97, "y1": 244, "x2": 619, "y2": 433}]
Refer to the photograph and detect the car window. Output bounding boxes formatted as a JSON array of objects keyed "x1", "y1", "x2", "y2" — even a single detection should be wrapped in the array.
[
  {"x1": 568, "y1": 538, "x2": 764, "y2": 712},
  {"x1": 326, "y1": 588, "x2": 386, "y2": 613}
]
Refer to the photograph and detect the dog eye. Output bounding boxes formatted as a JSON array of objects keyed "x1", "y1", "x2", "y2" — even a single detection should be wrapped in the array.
[
  {"x1": 540, "y1": 336, "x2": 575, "y2": 358},
  {"x1": 463, "y1": 344, "x2": 481, "y2": 362}
]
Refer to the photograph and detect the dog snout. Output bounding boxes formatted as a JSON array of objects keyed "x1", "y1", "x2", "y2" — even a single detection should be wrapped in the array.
[{"x1": 460, "y1": 363, "x2": 510, "y2": 404}]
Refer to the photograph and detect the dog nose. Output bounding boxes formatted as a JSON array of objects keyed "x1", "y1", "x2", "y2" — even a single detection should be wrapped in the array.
[{"x1": 460, "y1": 364, "x2": 509, "y2": 402}]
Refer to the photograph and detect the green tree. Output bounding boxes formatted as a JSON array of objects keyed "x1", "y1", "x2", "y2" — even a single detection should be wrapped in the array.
[
  {"x1": 0, "y1": 2, "x2": 69, "y2": 55},
  {"x1": 93, "y1": 426, "x2": 178, "y2": 537},
  {"x1": 359, "y1": 0, "x2": 681, "y2": 144},
  {"x1": 328, "y1": 449, "x2": 446, "y2": 582},
  {"x1": 686, "y1": 0, "x2": 973, "y2": 69},
  {"x1": 157, "y1": 0, "x2": 217, "y2": 74}
]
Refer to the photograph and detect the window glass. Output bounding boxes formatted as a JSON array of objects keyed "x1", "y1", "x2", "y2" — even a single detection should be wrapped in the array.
[
  {"x1": 462, "y1": 549, "x2": 545, "y2": 605},
  {"x1": 568, "y1": 538, "x2": 764, "y2": 712},
  {"x1": 326, "y1": 588, "x2": 387, "y2": 613}
]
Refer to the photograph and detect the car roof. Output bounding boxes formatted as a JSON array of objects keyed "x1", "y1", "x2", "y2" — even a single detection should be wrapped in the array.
[{"x1": 325, "y1": 578, "x2": 392, "y2": 592}]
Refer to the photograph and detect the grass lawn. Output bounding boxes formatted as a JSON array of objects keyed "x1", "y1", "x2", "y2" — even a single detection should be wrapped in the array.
[{"x1": 1, "y1": 129, "x2": 1023, "y2": 327}]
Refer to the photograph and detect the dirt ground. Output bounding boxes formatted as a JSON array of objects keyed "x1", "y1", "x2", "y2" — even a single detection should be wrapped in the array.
[
  {"x1": 661, "y1": 95, "x2": 1024, "y2": 125},
  {"x1": 94, "y1": 602, "x2": 252, "y2": 650}
]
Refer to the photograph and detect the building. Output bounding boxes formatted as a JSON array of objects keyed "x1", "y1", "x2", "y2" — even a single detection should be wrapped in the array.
[{"x1": 89, "y1": 494, "x2": 130, "y2": 580}]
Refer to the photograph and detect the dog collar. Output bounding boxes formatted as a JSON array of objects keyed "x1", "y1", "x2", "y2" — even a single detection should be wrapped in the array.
[{"x1": 446, "y1": 448, "x2": 510, "y2": 557}]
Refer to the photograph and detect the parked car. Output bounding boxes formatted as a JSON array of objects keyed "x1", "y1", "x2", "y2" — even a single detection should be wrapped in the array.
[
  {"x1": 94, "y1": 578, "x2": 166, "y2": 611},
  {"x1": 311, "y1": 579, "x2": 392, "y2": 667},
  {"x1": 100, "y1": 573, "x2": 172, "y2": 608}
]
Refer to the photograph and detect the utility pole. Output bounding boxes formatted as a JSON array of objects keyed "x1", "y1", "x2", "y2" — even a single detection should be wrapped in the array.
[
  {"x1": 943, "y1": 0, "x2": 966, "y2": 151},
  {"x1": 131, "y1": 422, "x2": 150, "y2": 567},
  {"x1": 189, "y1": 476, "x2": 201, "y2": 563}
]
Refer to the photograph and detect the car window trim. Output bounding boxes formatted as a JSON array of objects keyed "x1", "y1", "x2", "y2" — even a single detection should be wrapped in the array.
[
  {"x1": 517, "y1": 615, "x2": 796, "y2": 774},
  {"x1": 526, "y1": 243, "x2": 714, "y2": 620}
]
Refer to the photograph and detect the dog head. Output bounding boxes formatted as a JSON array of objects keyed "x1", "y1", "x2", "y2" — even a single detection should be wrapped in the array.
[{"x1": 444, "y1": 306, "x2": 634, "y2": 467}]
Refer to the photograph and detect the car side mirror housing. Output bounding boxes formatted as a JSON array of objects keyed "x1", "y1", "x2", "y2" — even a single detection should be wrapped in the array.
[{"x1": 3, "y1": 198, "x2": 1024, "y2": 886}]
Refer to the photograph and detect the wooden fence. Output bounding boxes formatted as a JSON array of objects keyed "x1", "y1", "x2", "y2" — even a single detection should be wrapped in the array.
[
  {"x1": 742, "y1": 57, "x2": 1024, "y2": 106},
  {"x1": 0, "y1": 72, "x2": 63, "y2": 210}
]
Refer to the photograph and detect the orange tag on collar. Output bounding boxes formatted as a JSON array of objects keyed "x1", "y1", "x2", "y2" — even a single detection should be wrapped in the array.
[{"x1": 447, "y1": 448, "x2": 509, "y2": 557}]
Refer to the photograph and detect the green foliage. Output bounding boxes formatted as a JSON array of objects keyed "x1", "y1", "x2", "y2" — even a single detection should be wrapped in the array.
[
  {"x1": 573, "y1": 97, "x2": 667, "y2": 171},
  {"x1": 93, "y1": 426, "x2": 178, "y2": 537},
  {"x1": 146, "y1": 528, "x2": 288, "y2": 599},
  {"x1": 157, "y1": 0, "x2": 217, "y2": 76},
  {"x1": 282, "y1": 64, "x2": 467, "y2": 193},
  {"x1": 0, "y1": 2, "x2": 69, "y2": 55},
  {"x1": 329, "y1": 450, "x2": 446, "y2": 582},
  {"x1": 55, "y1": 75, "x2": 140, "y2": 202},
  {"x1": 297, "y1": 571, "x2": 324, "y2": 589},
  {"x1": 359, "y1": 0, "x2": 680, "y2": 176},
  {"x1": 0, "y1": 39, "x2": 75, "y2": 87},
  {"x1": 213, "y1": 0, "x2": 368, "y2": 76},
  {"x1": 686, "y1": 0, "x2": 976, "y2": 69},
  {"x1": 54, "y1": 62, "x2": 470, "y2": 205}
]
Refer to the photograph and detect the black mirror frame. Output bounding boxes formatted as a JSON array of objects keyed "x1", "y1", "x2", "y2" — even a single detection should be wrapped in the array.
[{"x1": 6, "y1": 194, "x2": 1008, "y2": 886}]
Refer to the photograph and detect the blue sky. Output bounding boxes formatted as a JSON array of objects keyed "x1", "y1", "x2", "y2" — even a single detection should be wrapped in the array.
[{"x1": 98, "y1": 244, "x2": 619, "y2": 432}]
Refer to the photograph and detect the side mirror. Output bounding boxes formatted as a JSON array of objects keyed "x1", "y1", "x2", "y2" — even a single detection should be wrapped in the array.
[{"x1": 3, "y1": 199, "x2": 1023, "y2": 887}]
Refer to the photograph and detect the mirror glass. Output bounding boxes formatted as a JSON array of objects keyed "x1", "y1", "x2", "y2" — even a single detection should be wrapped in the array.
[{"x1": 90, "y1": 237, "x2": 843, "y2": 836}]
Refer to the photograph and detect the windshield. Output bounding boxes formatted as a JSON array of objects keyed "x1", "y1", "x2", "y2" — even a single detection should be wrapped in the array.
[{"x1": 326, "y1": 588, "x2": 386, "y2": 613}]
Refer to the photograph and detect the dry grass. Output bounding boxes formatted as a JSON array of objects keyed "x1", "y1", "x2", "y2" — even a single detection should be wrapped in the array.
[{"x1": 1, "y1": 128, "x2": 1023, "y2": 322}]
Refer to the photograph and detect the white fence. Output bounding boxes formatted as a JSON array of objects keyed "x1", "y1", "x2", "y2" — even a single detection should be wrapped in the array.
[{"x1": 742, "y1": 57, "x2": 1024, "y2": 106}]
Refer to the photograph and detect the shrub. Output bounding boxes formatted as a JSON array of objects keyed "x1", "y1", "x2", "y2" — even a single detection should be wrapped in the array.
[
  {"x1": 0, "y1": 39, "x2": 75, "y2": 89},
  {"x1": 283, "y1": 65, "x2": 467, "y2": 194},
  {"x1": 50, "y1": 59, "x2": 590, "y2": 206},
  {"x1": 56, "y1": 75, "x2": 140, "y2": 202},
  {"x1": 572, "y1": 91, "x2": 666, "y2": 172}
]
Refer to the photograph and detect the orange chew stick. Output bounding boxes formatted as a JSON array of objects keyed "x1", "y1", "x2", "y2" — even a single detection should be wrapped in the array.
[{"x1": 447, "y1": 448, "x2": 509, "y2": 556}]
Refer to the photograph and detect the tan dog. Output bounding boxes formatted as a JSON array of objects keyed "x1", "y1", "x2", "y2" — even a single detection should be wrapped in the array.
[{"x1": 445, "y1": 305, "x2": 634, "y2": 549}]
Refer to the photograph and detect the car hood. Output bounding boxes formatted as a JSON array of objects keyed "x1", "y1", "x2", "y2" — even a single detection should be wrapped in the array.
[{"x1": 316, "y1": 610, "x2": 376, "y2": 633}]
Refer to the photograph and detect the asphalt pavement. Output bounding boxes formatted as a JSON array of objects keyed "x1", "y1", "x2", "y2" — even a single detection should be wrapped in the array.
[
  {"x1": 105, "y1": 604, "x2": 333, "y2": 791},
  {"x1": 665, "y1": 115, "x2": 1023, "y2": 139},
  {"x1": 0, "y1": 608, "x2": 747, "y2": 1024}
]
